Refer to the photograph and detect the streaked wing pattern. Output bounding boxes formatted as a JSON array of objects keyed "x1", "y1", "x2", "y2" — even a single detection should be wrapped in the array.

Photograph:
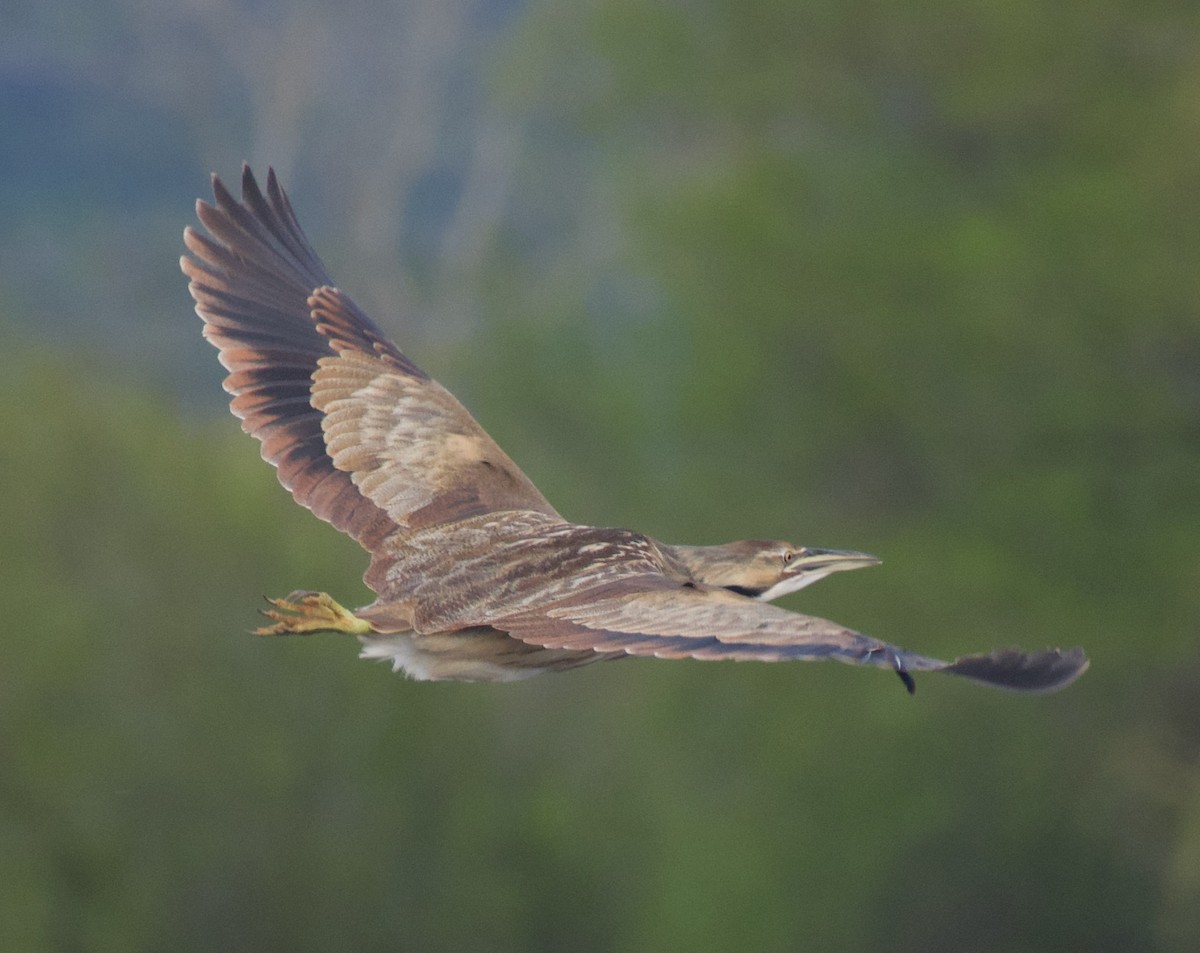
[{"x1": 310, "y1": 310, "x2": 560, "y2": 536}]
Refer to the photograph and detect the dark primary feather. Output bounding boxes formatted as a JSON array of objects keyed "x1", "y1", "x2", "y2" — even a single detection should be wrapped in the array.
[
  {"x1": 182, "y1": 166, "x2": 399, "y2": 551},
  {"x1": 926, "y1": 646, "x2": 1090, "y2": 693}
]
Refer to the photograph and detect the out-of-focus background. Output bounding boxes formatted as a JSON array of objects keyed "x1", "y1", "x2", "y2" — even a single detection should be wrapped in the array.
[{"x1": 3, "y1": 1, "x2": 1198, "y2": 950}]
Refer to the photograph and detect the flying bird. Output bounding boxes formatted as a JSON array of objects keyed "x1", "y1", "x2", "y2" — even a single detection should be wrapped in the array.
[{"x1": 182, "y1": 166, "x2": 1088, "y2": 694}]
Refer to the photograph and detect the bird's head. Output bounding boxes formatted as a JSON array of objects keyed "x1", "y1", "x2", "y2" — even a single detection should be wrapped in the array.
[{"x1": 667, "y1": 539, "x2": 880, "y2": 601}]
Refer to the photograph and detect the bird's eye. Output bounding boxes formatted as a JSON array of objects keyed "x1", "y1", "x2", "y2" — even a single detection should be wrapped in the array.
[{"x1": 782, "y1": 551, "x2": 794, "y2": 564}]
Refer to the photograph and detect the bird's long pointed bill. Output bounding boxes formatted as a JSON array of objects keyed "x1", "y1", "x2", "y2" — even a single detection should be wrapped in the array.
[
  {"x1": 758, "y1": 547, "x2": 880, "y2": 601},
  {"x1": 786, "y1": 547, "x2": 881, "y2": 575}
]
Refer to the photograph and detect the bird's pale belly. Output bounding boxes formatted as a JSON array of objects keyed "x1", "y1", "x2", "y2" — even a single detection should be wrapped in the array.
[{"x1": 357, "y1": 627, "x2": 616, "y2": 682}]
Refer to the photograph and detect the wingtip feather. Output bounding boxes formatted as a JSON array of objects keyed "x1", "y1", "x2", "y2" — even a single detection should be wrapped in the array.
[{"x1": 942, "y1": 646, "x2": 1089, "y2": 693}]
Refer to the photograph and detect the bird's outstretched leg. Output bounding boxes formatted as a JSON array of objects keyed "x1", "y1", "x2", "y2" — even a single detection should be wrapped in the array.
[{"x1": 255, "y1": 590, "x2": 375, "y2": 637}]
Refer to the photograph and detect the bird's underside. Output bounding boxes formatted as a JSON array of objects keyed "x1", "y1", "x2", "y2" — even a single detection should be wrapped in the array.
[{"x1": 182, "y1": 165, "x2": 1089, "y2": 694}]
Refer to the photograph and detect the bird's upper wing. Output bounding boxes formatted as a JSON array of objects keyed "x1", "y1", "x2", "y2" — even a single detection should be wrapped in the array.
[
  {"x1": 487, "y1": 577, "x2": 1089, "y2": 693},
  {"x1": 181, "y1": 166, "x2": 560, "y2": 587}
]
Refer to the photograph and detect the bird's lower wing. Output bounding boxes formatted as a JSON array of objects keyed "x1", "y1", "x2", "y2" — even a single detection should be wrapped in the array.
[{"x1": 490, "y1": 579, "x2": 1089, "y2": 694}]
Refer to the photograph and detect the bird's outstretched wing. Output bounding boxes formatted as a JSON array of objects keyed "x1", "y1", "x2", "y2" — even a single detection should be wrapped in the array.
[
  {"x1": 181, "y1": 166, "x2": 560, "y2": 587},
  {"x1": 488, "y1": 577, "x2": 1089, "y2": 693}
]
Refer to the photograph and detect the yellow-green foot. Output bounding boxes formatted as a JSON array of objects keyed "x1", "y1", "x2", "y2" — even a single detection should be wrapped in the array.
[{"x1": 254, "y1": 590, "x2": 375, "y2": 637}]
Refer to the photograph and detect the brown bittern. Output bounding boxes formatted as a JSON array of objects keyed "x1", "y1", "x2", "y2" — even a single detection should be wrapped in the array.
[{"x1": 182, "y1": 166, "x2": 1088, "y2": 694}]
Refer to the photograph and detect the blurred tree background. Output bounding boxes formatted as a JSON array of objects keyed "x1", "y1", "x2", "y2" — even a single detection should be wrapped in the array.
[{"x1": 2, "y1": 0, "x2": 1199, "y2": 950}]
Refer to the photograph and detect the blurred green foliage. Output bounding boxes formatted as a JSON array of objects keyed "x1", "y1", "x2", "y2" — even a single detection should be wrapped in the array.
[{"x1": 4, "y1": 0, "x2": 1200, "y2": 951}]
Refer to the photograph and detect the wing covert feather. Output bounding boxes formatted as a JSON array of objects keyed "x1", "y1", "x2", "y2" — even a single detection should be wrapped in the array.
[{"x1": 310, "y1": 344, "x2": 560, "y2": 536}]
